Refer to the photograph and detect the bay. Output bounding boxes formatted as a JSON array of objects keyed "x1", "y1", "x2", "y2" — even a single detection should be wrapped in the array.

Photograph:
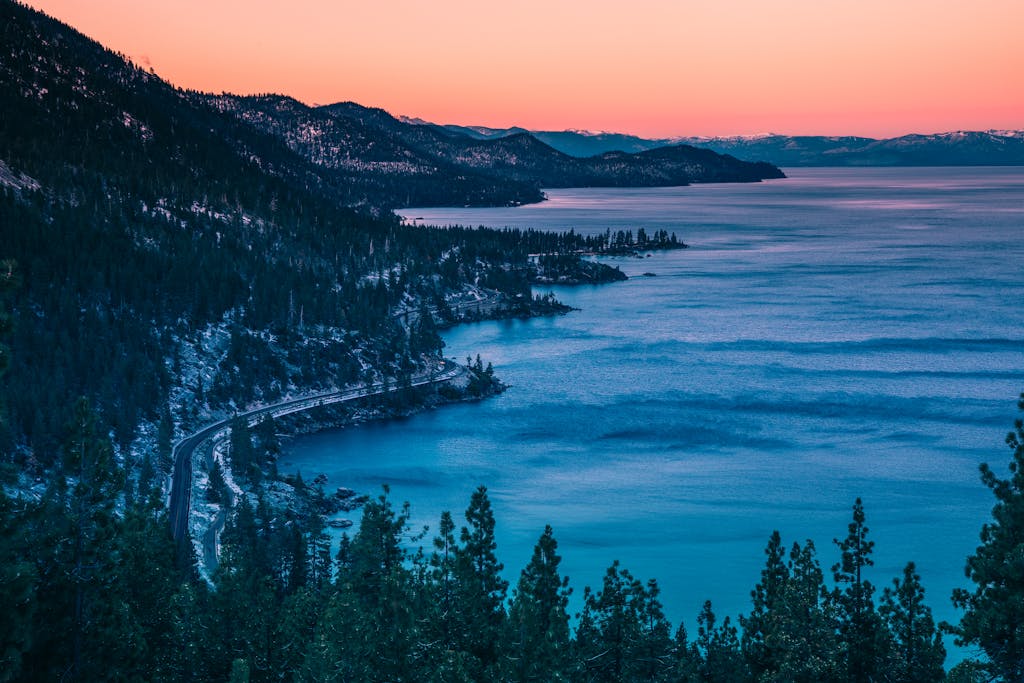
[{"x1": 280, "y1": 167, "x2": 1024, "y2": 652}]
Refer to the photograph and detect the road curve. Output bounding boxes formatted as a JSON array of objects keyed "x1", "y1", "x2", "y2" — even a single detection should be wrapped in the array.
[{"x1": 169, "y1": 362, "x2": 466, "y2": 543}]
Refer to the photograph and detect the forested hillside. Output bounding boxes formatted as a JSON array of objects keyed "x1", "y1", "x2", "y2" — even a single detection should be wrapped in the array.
[
  {"x1": 0, "y1": 0, "x2": 631, "y2": 467},
  {"x1": 0, "y1": 2, "x2": 1019, "y2": 681},
  {"x1": 207, "y1": 96, "x2": 784, "y2": 206},
  {"x1": 4, "y1": 406, "x2": 1024, "y2": 681}
]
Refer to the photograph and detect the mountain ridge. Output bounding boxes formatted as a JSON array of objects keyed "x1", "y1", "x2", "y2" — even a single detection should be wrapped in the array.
[
  {"x1": 202, "y1": 96, "x2": 784, "y2": 207},
  {"x1": 426, "y1": 122, "x2": 1024, "y2": 166}
]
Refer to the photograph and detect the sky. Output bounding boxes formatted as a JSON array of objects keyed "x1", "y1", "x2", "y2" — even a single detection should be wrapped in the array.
[{"x1": 24, "y1": 0, "x2": 1024, "y2": 138}]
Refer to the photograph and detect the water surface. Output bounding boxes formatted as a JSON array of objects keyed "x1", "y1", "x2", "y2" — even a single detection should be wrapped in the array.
[{"x1": 283, "y1": 168, "x2": 1024, "y2": 649}]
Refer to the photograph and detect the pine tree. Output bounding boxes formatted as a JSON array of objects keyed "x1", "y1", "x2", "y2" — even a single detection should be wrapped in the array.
[
  {"x1": 326, "y1": 486, "x2": 422, "y2": 680},
  {"x1": 740, "y1": 530, "x2": 789, "y2": 679},
  {"x1": 831, "y1": 498, "x2": 891, "y2": 683},
  {"x1": 104, "y1": 500, "x2": 182, "y2": 681},
  {"x1": 156, "y1": 405, "x2": 174, "y2": 476},
  {"x1": 0, "y1": 490, "x2": 36, "y2": 682},
  {"x1": 741, "y1": 534, "x2": 841, "y2": 682},
  {"x1": 950, "y1": 393, "x2": 1024, "y2": 680},
  {"x1": 776, "y1": 540, "x2": 841, "y2": 682},
  {"x1": 63, "y1": 398, "x2": 127, "y2": 681},
  {"x1": 508, "y1": 525, "x2": 572, "y2": 681},
  {"x1": 0, "y1": 259, "x2": 17, "y2": 452},
  {"x1": 255, "y1": 414, "x2": 280, "y2": 462},
  {"x1": 213, "y1": 496, "x2": 283, "y2": 682},
  {"x1": 206, "y1": 458, "x2": 228, "y2": 503},
  {"x1": 880, "y1": 562, "x2": 945, "y2": 682},
  {"x1": 17, "y1": 399, "x2": 132, "y2": 680},
  {"x1": 669, "y1": 623, "x2": 702, "y2": 683},
  {"x1": 574, "y1": 562, "x2": 642, "y2": 683},
  {"x1": 229, "y1": 415, "x2": 257, "y2": 484},
  {"x1": 0, "y1": 262, "x2": 31, "y2": 681},
  {"x1": 427, "y1": 510, "x2": 460, "y2": 654},
  {"x1": 632, "y1": 578, "x2": 674, "y2": 682},
  {"x1": 573, "y1": 561, "x2": 674, "y2": 682},
  {"x1": 695, "y1": 600, "x2": 748, "y2": 682},
  {"x1": 454, "y1": 485, "x2": 509, "y2": 676}
]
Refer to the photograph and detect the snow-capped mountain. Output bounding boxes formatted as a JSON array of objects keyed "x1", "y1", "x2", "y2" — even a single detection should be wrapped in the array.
[{"x1": 407, "y1": 120, "x2": 1024, "y2": 166}]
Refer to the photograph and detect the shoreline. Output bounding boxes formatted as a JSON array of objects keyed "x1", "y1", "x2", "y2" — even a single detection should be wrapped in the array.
[{"x1": 182, "y1": 243, "x2": 683, "y2": 570}]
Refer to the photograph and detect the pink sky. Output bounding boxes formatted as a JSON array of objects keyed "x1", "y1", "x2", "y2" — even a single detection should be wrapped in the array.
[{"x1": 25, "y1": 0, "x2": 1024, "y2": 138}]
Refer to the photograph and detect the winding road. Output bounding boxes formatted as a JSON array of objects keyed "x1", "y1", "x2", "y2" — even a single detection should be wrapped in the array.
[{"x1": 168, "y1": 361, "x2": 466, "y2": 544}]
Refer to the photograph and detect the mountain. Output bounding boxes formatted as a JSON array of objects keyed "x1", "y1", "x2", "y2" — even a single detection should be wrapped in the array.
[
  {"x1": 0, "y1": 0, "x2": 608, "y2": 463},
  {"x1": 407, "y1": 121, "x2": 1024, "y2": 166},
  {"x1": 428, "y1": 125, "x2": 669, "y2": 156},
  {"x1": 0, "y1": 0, "x2": 774, "y2": 465},
  {"x1": 202, "y1": 95, "x2": 544, "y2": 208},
  {"x1": 210, "y1": 98, "x2": 783, "y2": 205},
  {"x1": 675, "y1": 131, "x2": 1024, "y2": 166}
]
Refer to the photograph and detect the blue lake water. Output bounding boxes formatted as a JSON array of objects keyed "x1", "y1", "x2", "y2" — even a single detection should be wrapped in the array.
[{"x1": 280, "y1": 167, "x2": 1024, "y2": 654}]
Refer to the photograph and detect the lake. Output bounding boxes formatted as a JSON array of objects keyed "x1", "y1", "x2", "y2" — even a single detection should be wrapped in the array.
[{"x1": 280, "y1": 167, "x2": 1024, "y2": 653}]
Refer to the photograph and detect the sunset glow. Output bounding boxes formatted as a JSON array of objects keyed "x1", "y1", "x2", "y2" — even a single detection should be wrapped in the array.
[{"x1": 24, "y1": 0, "x2": 1024, "y2": 137}]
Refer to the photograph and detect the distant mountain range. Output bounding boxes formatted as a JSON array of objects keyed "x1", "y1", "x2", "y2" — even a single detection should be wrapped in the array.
[
  {"x1": 201, "y1": 97, "x2": 783, "y2": 208},
  {"x1": 423, "y1": 122, "x2": 1024, "y2": 167}
]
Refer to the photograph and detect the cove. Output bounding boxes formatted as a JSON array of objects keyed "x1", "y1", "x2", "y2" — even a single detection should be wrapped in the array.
[{"x1": 279, "y1": 167, "x2": 1024, "y2": 645}]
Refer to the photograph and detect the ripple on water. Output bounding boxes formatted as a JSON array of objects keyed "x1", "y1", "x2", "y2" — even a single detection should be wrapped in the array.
[{"x1": 288, "y1": 169, "x2": 1024, "y2": 664}]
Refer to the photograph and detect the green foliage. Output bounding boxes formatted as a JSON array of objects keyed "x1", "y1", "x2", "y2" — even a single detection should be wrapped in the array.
[
  {"x1": 228, "y1": 416, "x2": 257, "y2": 485},
  {"x1": 574, "y1": 561, "x2": 675, "y2": 683},
  {"x1": 318, "y1": 486, "x2": 422, "y2": 680},
  {"x1": 741, "y1": 534, "x2": 841, "y2": 682},
  {"x1": 453, "y1": 485, "x2": 509, "y2": 676},
  {"x1": 508, "y1": 525, "x2": 572, "y2": 681},
  {"x1": 695, "y1": 600, "x2": 749, "y2": 682},
  {"x1": 2, "y1": 10, "x2": 1017, "y2": 661},
  {"x1": 880, "y1": 562, "x2": 945, "y2": 682},
  {"x1": 831, "y1": 498, "x2": 892, "y2": 683},
  {"x1": 0, "y1": 0, "x2": 619, "y2": 464},
  {"x1": 951, "y1": 393, "x2": 1024, "y2": 681},
  {"x1": 0, "y1": 490, "x2": 36, "y2": 682},
  {"x1": 206, "y1": 459, "x2": 228, "y2": 504}
]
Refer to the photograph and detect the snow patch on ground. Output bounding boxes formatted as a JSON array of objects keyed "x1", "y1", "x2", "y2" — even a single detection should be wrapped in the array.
[{"x1": 0, "y1": 159, "x2": 40, "y2": 192}]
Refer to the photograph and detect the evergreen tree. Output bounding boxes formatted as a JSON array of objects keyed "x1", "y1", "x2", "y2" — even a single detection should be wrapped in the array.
[
  {"x1": 831, "y1": 498, "x2": 891, "y2": 683},
  {"x1": 573, "y1": 561, "x2": 674, "y2": 682},
  {"x1": 305, "y1": 510, "x2": 333, "y2": 592},
  {"x1": 879, "y1": 562, "x2": 945, "y2": 682},
  {"x1": 950, "y1": 393, "x2": 1024, "y2": 681},
  {"x1": 669, "y1": 623, "x2": 702, "y2": 683},
  {"x1": 695, "y1": 600, "x2": 749, "y2": 682},
  {"x1": 740, "y1": 530, "x2": 789, "y2": 679},
  {"x1": 574, "y1": 562, "x2": 642, "y2": 683},
  {"x1": 63, "y1": 398, "x2": 128, "y2": 681},
  {"x1": 426, "y1": 510, "x2": 460, "y2": 655},
  {"x1": 17, "y1": 399, "x2": 131, "y2": 681},
  {"x1": 0, "y1": 490, "x2": 36, "y2": 682},
  {"x1": 454, "y1": 485, "x2": 509, "y2": 677},
  {"x1": 212, "y1": 495, "x2": 284, "y2": 682},
  {"x1": 318, "y1": 486, "x2": 422, "y2": 681},
  {"x1": 776, "y1": 540, "x2": 841, "y2": 682},
  {"x1": 206, "y1": 458, "x2": 229, "y2": 504},
  {"x1": 104, "y1": 500, "x2": 182, "y2": 681},
  {"x1": 0, "y1": 259, "x2": 17, "y2": 455},
  {"x1": 255, "y1": 414, "x2": 281, "y2": 462},
  {"x1": 508, "y1": 525, "x2": 572, "y2": 681},
  {"x1": 156, "y1": 405, "x2": 174, "y2": 476},
  {"x1": 229, "y1": 415, "x2": 257, "y2": 484},
  {"x1": 741, "y1": 534, "x2": 841, "y2": 682},
  {"x1": 633, "y1": 578, "x2": 675, "y2": 682}
]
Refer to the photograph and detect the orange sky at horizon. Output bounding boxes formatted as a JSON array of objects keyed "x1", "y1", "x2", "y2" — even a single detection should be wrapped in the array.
[{"x1": 23, "y1": 0, "x2": 1024, "y2": 138}]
